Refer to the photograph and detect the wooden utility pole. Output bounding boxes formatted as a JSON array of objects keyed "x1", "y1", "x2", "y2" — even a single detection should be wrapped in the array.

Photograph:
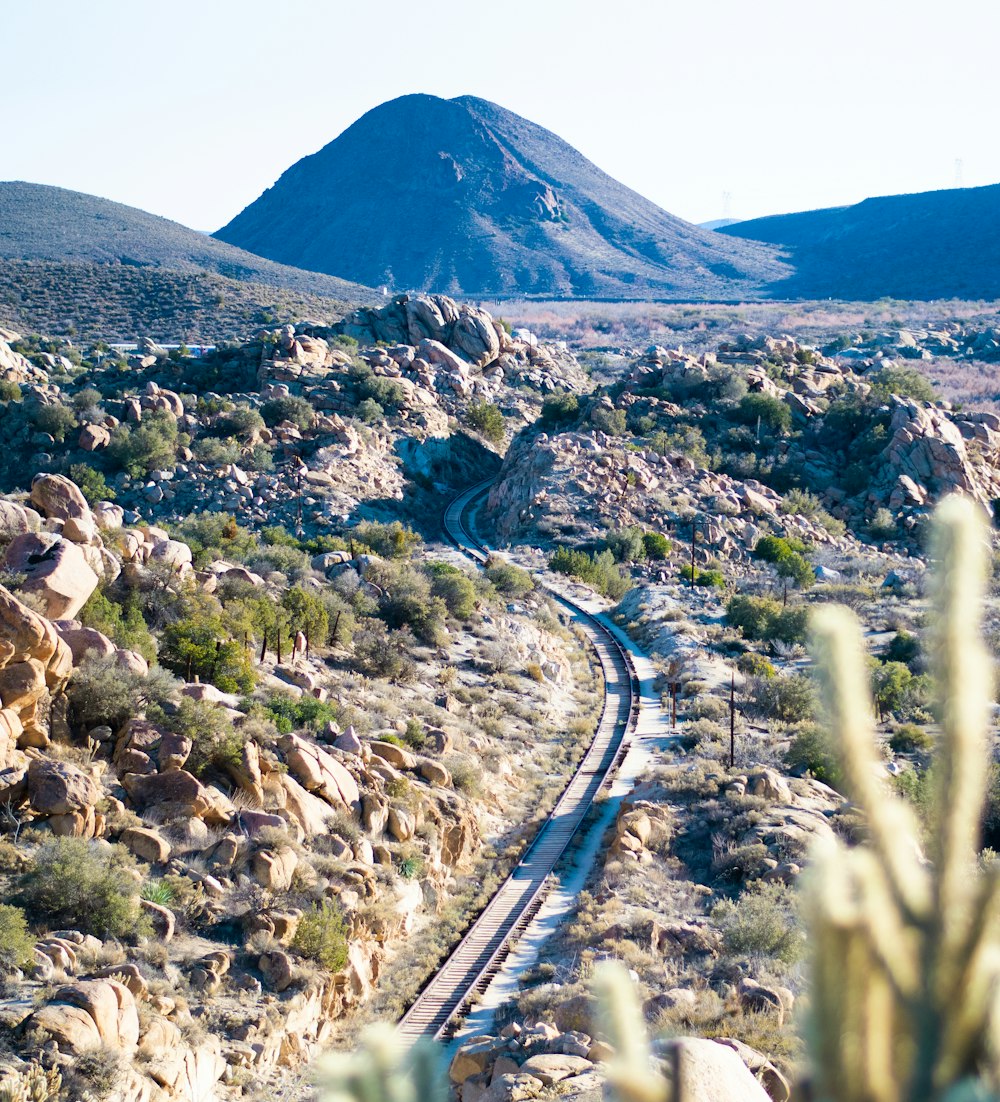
[
  {"x1": 690, "y1": 518, "x2": 697, "y2": 589},
  {"x1": 729, "y1": 669, "x2": 736, "y2": 769}
]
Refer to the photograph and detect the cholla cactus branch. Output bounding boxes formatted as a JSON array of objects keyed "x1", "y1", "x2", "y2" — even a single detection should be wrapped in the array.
[
  {"x1": 594, "y1": 961, "x2": 667, "y2": 1102},
  {"x1": 808, "y1": 495, "x2": 1000, "y2": 1102},
  {"x1": 314, "y1": 1025, "x2": 446, "y2": 1102}
]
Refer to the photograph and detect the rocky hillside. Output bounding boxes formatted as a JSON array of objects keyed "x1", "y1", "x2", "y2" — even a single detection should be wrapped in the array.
[
  {"x1": 0, "y1": 183, "x2": 380, "y2": 340},
  {"x1": 485, "y1": 334, "x2": 1000, "y2": 560},
  {"x1": 718, "y1": 181, "x2": 1000, "y2": 300},
  {"x1": 0, "y1": 298, "x2": 607, "y2": 1099},
  {"x1": 214, "y1": 94, "x2": 790, "y2": 299}
]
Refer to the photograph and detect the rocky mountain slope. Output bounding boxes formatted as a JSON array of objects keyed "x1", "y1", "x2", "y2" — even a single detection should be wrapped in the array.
[
  {"x1": 214, "y1": 94, "x2": 790, "y2": 299},
  {"x1": 0, "y1": 183, "x2": 380, "y2": 340},
  {"x1": 718, "y1": 181, "x2": 1000, "y2": 300}
]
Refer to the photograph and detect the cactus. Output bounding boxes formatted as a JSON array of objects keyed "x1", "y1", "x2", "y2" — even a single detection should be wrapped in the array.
[
  {"x1": 315, "y1": 494, "x2": 1000, "y2": 1102},
  {"x1": 806, "y1": 494, "x2": 1000, "y2": 1102},
  {"x1": 0, "y1": 1064, "x2": 62, "y2": 1102}
]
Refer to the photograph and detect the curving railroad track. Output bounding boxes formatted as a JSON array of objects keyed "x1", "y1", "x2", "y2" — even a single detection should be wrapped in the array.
[{"x1": 397, "y1": 480, "x2": 642, "y2": 1043}]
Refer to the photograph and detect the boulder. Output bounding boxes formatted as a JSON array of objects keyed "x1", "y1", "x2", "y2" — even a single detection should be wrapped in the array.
[
  {"x1": 0, "y1": 501, "x2": 40, "y2": 542},
  {"x1": 281, "y1": 733, "x2": 360, "y2": 809},
  {"x1": 252, "y1": 846, "x2": 298, "y2": 891},
  {"x1": 29, "y1": 979, "x2": 139, "y2": 1053},
  {"x1": 121, "y1": 826, "x2": 172, "y2": 864},
  {"x1": 27, "y1": 758, "x2": 99, "y2": 816},
  {"x1": 30, "y1": 473, "x2": 91, "y2": 522},
  {"x1": 663, "y1": 1038, "x2": 772, "y2": 1102},
  {"x1": 517, "y1": 1054, "x2": 592, "y2": 1086},
  {"x1": 369, "y1": 739, "x2": 416, "y2": 770},
  {"x1": 4, "y1": 534, "x2": 99, "y2": 619},
  {"x1": 122, "y1": 770, "x2": 233, "y2": 824}
]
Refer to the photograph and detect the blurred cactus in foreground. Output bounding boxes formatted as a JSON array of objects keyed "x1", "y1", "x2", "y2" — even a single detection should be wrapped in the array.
[
  {"x1": 316, "y1": 494, "x2": 1000, "y2": 1102},
  {"x1": 807, "y1": 493, "x2": 1000, "y2": 1102}
]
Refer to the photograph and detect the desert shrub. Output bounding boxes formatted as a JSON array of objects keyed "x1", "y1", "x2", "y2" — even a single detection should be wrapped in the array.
[
  {"x1": 868, "y1": 365, "x2": 936, "y2": 403},
  {"x1": 889, "y1": 723, "x2": 934, "y2": 753},
  {"x1": 18, "y1": 838, "x2": 149, "y2": 939},
  {"x1": 260, "y1": 395, "x2": 313, "y2": 430},
  {"x1": 680, "y1": 564, "x2": 726, "y2": 588},
  {"x1": 466, "y1": 401, "x2": 505, "y2": 443},
  {"x1": 641, "y1": 532, "x2": 671, "y2": 560},
  {"x1": 68, "y1": 463, "x2": 116, "y2": 505},
  {"x1": 281, "y1": 585, "x2": 330, "y2": 648},
  {"x1": 355, "y1": 398, "x2": 383, "y2": 423},
  {"x1": 754, "y1": 535, "x2": 813, "y2": 589},
  {"x1": 0, "y1": 380, "x2": 21, "y2": 402},
  {"x1": 0, "y1": 905, "x2": 34, "y2": 973},
  {"x1": 712, "y1": 880, "x2": 804, "y2": 962},
  {"x1": 79, "y1": 589, "x2": 156, "y2": 662},
  {"x1": 353, "y1": 622, "x2": 416, "y2": 681},
  {"x1": 292, "y1": 901, "x2": 348, "y2": 971},
  {"x1": 159, "y1": 610, "x2": 256, "y2": 692},
  {"x1": 549, "y1": 546, "x2": 631, "y2": 599},
  {"x1": 260, "y1": 693, "x2": 338, "y2": 734},
  {"x1": 727, "y1": 595, "x2": 809, "y2": 645},
  {"x1": 485, "y1": 559, "x2": 534, "y2": 598},
  {"x1": 590, "y1": 406, "x2": 627, "y2": 436},
  {"x1": 108, "y1": 412, "x2": 179, "y2": 477},
  {"x1": 161, "y1": 697, "x2": 242, "y2": 777},
  {"x1": 445, "y1": 755, "x2": 483, "y2": 797},
  {"x1": 28, "y1": 401, "x2": 77, "y2": 441},
  {"x1": 367, "y1": 561, "x2": 445, "y2": 644},
  {"x1": 353, "y1": 520, "x2": 420, "y2": 559},
  {"x1": 884, "y1": 629, "x2": 920, "y2": 667},
  {"x1": 737, "y1": 393, "x2": 792, "y2": 434},
  {"x1": 210, "y1": 405, "x2": 265, "y2": 437},
  {"x1": 747, "y1": 672, "x2": 817, "y2": 723},
  {"x1": 785, "y1": 724, "x2": 841, "y2": 788},
  {"x1": 737, "y1": 652, "x2": 776, "y2": 679},
  {"x1": 192, "y1": 437, "x2": 240, "y2": 466},
  {"x1": 170, "y1": 512, "x2": 258, "y2": 567},
  {"x1": 868, "y1": 506, "x2": 897, "y2": 540},
  {"x1": 429, "y1": 566, "x2": 477, "y2": 620},
  {"x1": 61, "y1": 1048, "x2": 123, "y2": 1100},
  {"x1": 67, "y1": 658, "x2": 177, "y2": 729},
  {"x1": 603, "y1": 527, "x2": 646, "y2": 564},
  {"x1": 538, "y1": 392, "x2": 579, "y2": 428},
  {"x1": 780, "y1": 488, "x2": 823, "y2": 516}
]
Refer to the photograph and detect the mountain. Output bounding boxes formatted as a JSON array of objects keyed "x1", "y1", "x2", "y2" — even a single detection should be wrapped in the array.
[
  {"x1": 214, "y1": 93, "x2": 790, "y2": 299},
  {"x1": 0, "y1": 182, "x2": 380, "y2": 339},
  {"x1": 700, "y1": 218, "x2": 740, "y2": 230},
  {"x1": 718, "y1": 182, "x2": 1000, "y2": 300}
]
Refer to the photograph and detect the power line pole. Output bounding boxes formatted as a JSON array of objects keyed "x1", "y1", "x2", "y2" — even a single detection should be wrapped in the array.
[
  {"x1": 729, "y1": 668, "x2": 736, "y2": 769},
  {"x1": 690, "y1": 517, "x2": 698, "y2": 589}
]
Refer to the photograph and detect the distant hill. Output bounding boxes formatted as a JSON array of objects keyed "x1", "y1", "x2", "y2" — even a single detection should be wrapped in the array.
[
  {"x1": 215, "y1": 94, "x2": 790, "y2": 300},
  {"x1": 718, "y1": 183, "x2": 1000, "y2": 300},
  {"x1": 0, "y1": 258, "x2": 361, "y2": 343},
  {"x1": 700, "y1": 218, "x2": 740, "y2": 230},
  {"x1": 0, "y1": 182, "x2": 378, "y2": 339}
]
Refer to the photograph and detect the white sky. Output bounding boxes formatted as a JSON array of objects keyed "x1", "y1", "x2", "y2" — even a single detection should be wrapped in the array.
[{"x1": 4, "y1": 0, "x2": 999, "y2": 231}]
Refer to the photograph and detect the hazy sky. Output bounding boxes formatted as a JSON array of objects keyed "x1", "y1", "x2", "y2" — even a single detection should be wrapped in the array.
[{"x1": 5, "y1": 0, "x2": 999, "y2": 231}]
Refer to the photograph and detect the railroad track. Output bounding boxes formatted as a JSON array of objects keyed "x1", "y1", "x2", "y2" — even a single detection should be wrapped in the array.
[{"x1": 397, "y1": 479, "x2": 641, "y2": 1043}]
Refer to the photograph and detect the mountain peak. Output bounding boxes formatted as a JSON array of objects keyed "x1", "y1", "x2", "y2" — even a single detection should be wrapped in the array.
[{"x1": 214, "y1": 94, "x2": 788, "y2": 298}]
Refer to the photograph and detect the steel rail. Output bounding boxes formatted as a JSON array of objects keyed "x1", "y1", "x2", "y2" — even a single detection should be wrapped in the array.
[{"x1": 396, "y1": 479, "x2": 641, "y2": 1043}]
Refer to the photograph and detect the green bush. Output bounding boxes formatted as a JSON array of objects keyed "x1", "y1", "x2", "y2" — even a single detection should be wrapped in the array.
[
  {"x1": 355, "y1": 398, "x2": 383, "y2": 423},
  {"x1": 79, "y1": 589, "x2": 156, "y2": 662},
  {"x1": 737, "y1": 652, "x2": 776, "y2": 679},
  {"x1": 590, "y1": 406, "x2": 627, "y2": 436},
  {"x1": 28, "y1": 401, "x2": 77, "y2": 442},
  {"x1": 68, "y1": 464, "x2": 116, "y2": 505},
  {"x1": 467, "y1": 401, "x2": 505, "y2": 443},
  {"x1": 162, "y1": 697, "x2": 243, "y2": 778},
  {"x1": 884, "y1": 630, "x2": 920, "y2": 667},
  {"x1": 160, "y1": 610, "x2": 256, "y2": 692},
  {"x1": 712, "y1": 881, "x2": 804, "y2": 962},
  {"x1": 726, "y1": 594, "x2": 809, "y2": 644},
  {"x1": 18, "y1": 839, "x2": 149, "y2": 939},
  {"x1": 67, "y1": 658, "x2": 176, "y2": 730},
  {"x1": 261, "y1": 395, "x2": 313, "y2": 430},
  {"x1": 641, "y1": 532, "x2": 671, "y2": 560},
  {"x1": 869, "y1": 507, "x2": 897, "y2": 540},
  {"x1": 170, "y1": 512, "x2": 259, "y2": 567},
  {"x1": 353, "y1": 521, "x2": 420, "y2": 559},
  {"x1": 889, "y1": 723, "x2": 934, "y2": 753},
  {"x1": 210, "y1": 405, "x2": 265, "y2": 437},
  {"x1": 0, "y1": 905, "x2": 34, "y2": 973},
  {"x1": 867, "y1": 365, "x2": 936, "y2": 403},
  {"x1": 737, "y1": 393, "x2": 792, "y2": 434},
  {"x1": 538, "y1": 392, "x2": 579, "y2": 428},
  {"x1": 261, "y1": 693, "x2": 339, "y2": 734},
  {"x1": 292, "y1": 901, "x2": 348, "y2": 971},
  {"x1": 353, "y1": 623, "x2": 416, "y2": 681},
  {"x1": 430, "y1": 567, "x2": 477, "y2": 620},
  {"x1": 108, "y1": 412, "x2": 179, "y2": 477},
  {"x1": 485, "y1": 559, "x2": 534, "y2": 598},
  {"x1": 0, "y1": 381, "x2": 21, "y2": 403},
  {"x1": 785, "y1": 724, "x2": 841, "y2": 787},
  {"x1": 748, "y1": 672, "x2": 817, "y2": 723},
  {"x1": 549, "y1": 546, "x2": 631, "y2": 600},
  {"x1": 679, "y1": 564, "x2": 726, "y2": 588}
]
